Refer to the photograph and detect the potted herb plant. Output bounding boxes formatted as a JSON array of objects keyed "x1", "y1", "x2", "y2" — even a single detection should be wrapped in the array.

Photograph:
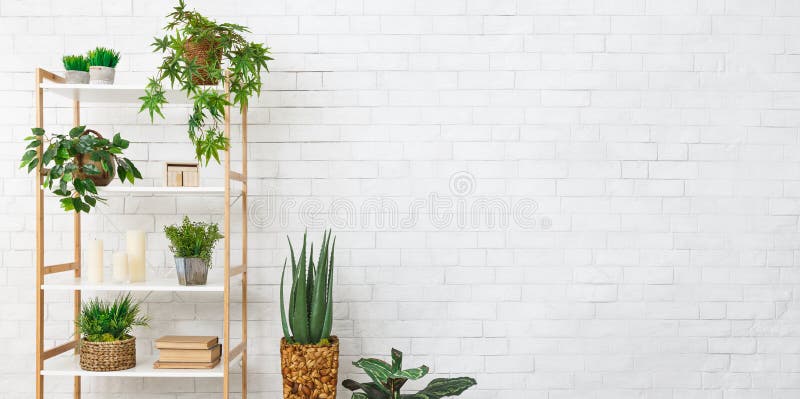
[
  {"x1": 164, "y1": 216, "x2": 224, "y2": 285},
  {"x1": 20, "y1": 125, "x2": 142, "y2": 213},
  {"x1": 63, "y1": 54, "x2": 89, "y2": 84},
  {"x1": 88, "y1": 46, "x2": 120, "y2": 84},
  {"x1": 280, "y1": 230, "x2": 337, "y2": 399},
  {"x1": 139, "y1": 0, "x2": 272, "y2": 165},
  {"x1": 76, "y1": 293, "x2": 149, "y2": 372},
  {"x1": 343, "y1": 348, "x2": 477, "y2": 399}
]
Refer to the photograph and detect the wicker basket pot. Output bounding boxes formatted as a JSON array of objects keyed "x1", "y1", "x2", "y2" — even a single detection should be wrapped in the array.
[
  {"x1": 280, "y1": 336, "x2": 339, "y2": 399},
  {"x1": 79, "y1": 336, "x2": 136, "y2": 371},
  {"x1": 184, "y1": 38, "x2": 222, "y2": 86}
]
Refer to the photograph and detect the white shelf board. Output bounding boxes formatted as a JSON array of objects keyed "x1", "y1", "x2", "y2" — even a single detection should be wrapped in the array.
[
  {"x1": 41, "y1": 276, "x2": 237, "y2": 292},
  {"x1": 40, "y1": 82, "x2": 222, "y2": 104},
  {"x1": 42, "y1": 354, "x2": 224, "y2": 378},
  {"x1": 43, "y1": 186, "x2": 240, "y2": 196},
  {"x1": 100, "y1": 186, "x2": 228, "y2": 195}
]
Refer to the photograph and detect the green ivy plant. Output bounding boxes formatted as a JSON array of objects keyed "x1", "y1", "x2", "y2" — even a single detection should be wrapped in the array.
[
  {"x1": 63, "y1": 55, "x2": 89, "y2": 72},
  {"x1": 20, "y1": 126, "x2": 142, "y2": 213},
  {"x1": 164, "y1": 216, "x2": 224, "y2": 266},
  {"x1": 76, "y1": 293, "x2": 149, "y2": 342},
  {"x1": 280, "y1": 230, "x2": 335, "y2": 345},
  {"x1": 139, "y1": 0, "x2": 272, "y2": 165},
  {"x1": 343, "y1": 348, "x2": 477, "y2": 399}
]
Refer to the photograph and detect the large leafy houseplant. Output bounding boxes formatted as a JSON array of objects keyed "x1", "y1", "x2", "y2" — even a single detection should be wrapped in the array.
[
  {"x1": 139, "y1": 0, "x2": 272, "y2": 165},
  {"x1": 343, "y1": 348, "x2": 477, "y2": 399},
  {"x1": 20, "y1": 126, "x2": 142, "y2": 213}
]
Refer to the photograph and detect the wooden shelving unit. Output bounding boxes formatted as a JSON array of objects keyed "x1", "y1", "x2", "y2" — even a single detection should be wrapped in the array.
[{"x1": 33, "y1": 68, "x2": 248, "y2": 398}]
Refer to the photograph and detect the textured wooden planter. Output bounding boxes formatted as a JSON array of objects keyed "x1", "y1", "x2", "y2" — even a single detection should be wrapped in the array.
[
  {"x1": 79, "y1": 336, "x2": 136, "y2": 371},
  {"x1": 280, "y1": 336, "x2": 339, "y2": 399}
]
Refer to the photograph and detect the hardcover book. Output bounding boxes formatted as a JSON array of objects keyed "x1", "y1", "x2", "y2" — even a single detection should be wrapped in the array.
[{"x1": 155, "y1": 335, "x2": 218, "y2": 350}]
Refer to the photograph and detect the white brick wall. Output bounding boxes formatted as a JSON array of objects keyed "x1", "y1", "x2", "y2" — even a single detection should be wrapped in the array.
[{"x1": 2, "y1": 0, "x2": 800, "y2": 398}]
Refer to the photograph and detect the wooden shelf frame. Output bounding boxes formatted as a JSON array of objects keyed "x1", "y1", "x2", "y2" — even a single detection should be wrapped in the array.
[{"x1": 33, "y1": 68, "x2": 248, "y2": 399}]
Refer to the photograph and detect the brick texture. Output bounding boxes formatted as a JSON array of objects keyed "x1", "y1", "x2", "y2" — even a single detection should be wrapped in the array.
[{"x1": 1, "y1": 0, "x2": 800, "y2": 398}]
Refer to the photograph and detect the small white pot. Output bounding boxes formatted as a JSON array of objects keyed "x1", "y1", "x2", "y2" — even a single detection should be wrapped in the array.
[
  {"x1": 65, "y1": 70, "x2": 89, "y2": 84},
  {"x1": 89, "y1": 66, "x2": 115, "y2": 85}
]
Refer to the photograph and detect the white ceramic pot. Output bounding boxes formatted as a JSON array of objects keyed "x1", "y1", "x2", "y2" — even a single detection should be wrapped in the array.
[
  {"x1": 65, "y1": 70, "x2": 89, "y2": 84},
  {"x1": 89, "y1": 66, "x2": 115, "y2": 85}
]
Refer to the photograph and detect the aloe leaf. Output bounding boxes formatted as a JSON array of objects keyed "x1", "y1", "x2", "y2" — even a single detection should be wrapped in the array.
[
  {"x1": 279, "y1": 259, "x2": 291, "y2": 341},
  {"x1": 287, "y1": 236, "x2": 298, "y2": 337},
  {"x1": 321, "y1": 235, "x2": 335, "y2": 340},
  {"x1": 291, "y1": 232, "x2": 310, "y2": 344},
  {"x1": 307, "y1": 241, "x2": 315, "y2": 332},
  {"x1": 309, "y1": 231, "x2": 329, "y2": 343}
]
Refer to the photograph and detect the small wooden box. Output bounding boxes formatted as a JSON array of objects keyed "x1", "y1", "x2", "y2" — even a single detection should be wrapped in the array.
[{"x1": 165, "y1": 162, "x2": 199, "y2": 187}]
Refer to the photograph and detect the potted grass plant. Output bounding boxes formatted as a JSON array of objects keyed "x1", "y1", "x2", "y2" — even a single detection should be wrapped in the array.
[
  {"x1": 164, "y1": 216, "x2": 224, "y2": 285},
  {"x1": 76, "y1": 293, "x2": 149, "y2": 372},
  {"x1": 20, "y1": 125, "x2": 142, "y2": 213},
  {"x1": 88, "y1": 46, "x2": 120, "y2": 84},
  {"x1": 139, "y1": 0, "x2": 272, "y2": 165},
  {"x1": 343, "y1": 348, "x2": 477, "y2": 399},
  {"x1": 63, "y1": 54, "x2": 89, "y2": 84},
  {"x1": 280, "y1": 230, "x2": 337, "y2": 399}
]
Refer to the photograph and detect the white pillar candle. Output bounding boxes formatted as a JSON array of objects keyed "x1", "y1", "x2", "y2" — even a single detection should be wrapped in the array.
[
  {"x1": 127, "y1": 230, "x2": 146, "y2": 282},
  {"x1": 112, "y1": 251, "x2": 128, "y2": 283},
  {"x1": 87, "y1": 239, "x2": 103, "y2": 283}
]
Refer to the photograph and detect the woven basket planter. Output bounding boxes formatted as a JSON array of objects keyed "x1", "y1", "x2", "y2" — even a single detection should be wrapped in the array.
[
  {"x1": 280, "y1": 336, "x2": 339, "y2": 399},
  {"x1": 184, "y1": 38, "x2": 222, "y2": 86},
  {"x1": 79, "y1": 336, "x2": 136, "y2": 372}
]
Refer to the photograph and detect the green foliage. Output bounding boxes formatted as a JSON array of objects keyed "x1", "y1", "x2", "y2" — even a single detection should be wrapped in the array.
[
  {"x1": 280, "y1": 230, "x2": 335, "y2": 345},
  {"x1": 343, "y1": 349, "x2": 477, "y2": 399},
  {"x1": 163, "y1": 216, "x2": 224, "y2": 266},
  {"x1": 76, "y1": 293, "x2": 149, "y2": 342},
  {"x1": 139, "y1": 0, "x2": 272, "y2": 165},
  {"x1": 62, "y1": 55, "x2": 89, "y2": 72},
  {"x1": 87, "y1": 47, "x2": 121, "y2": 68},
  {"x1": 20, "y1": 126, "x2": 142, "y2": 213}
]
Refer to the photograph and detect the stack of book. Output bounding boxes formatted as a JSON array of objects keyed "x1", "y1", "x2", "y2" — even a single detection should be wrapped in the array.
[{"x1": 153, "y1": 335, "x2": 221, "y2": 369}]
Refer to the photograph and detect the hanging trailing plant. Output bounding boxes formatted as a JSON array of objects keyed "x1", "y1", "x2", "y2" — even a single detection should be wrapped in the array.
[
  {"x1": 139, "y1": 0, "x2": 272, "y2": 165},
  {"x1": 20, "y1": 126, "x2": 142, "y2": 213}
]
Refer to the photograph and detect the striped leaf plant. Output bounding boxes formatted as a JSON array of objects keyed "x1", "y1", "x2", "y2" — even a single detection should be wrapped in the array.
[{"x1": 343, "y1": 348, "x2": 477, "y2": 399}]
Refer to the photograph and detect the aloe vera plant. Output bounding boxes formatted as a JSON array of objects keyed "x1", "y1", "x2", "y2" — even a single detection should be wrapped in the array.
[
  {"x1": 280, "y1": 230, "x2": 335, "y2": 345},
  {"x1": 343, "y1": 348, "x2": 477, "y2": 399}
]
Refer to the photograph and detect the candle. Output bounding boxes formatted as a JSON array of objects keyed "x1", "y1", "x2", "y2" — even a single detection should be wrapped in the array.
[
  {"x1": 87, "y1": 239, "x2": 103, "y2": 283},
  {"x1": 127, "y1": 230, "x2": 146, "y2": 282},
  {"x1": 112, "y1": 252, "x2": 128, "y2": 283}
]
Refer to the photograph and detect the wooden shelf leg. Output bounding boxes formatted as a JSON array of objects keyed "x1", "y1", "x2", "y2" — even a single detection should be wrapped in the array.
[
  {"x1": 223, "y1": 71, "x2": 231, "y2": 399},
  {"x1": 241, "y1": 105, "x2": 248, "y2": 399},
  {"x1": 72, "y1": 99, "x2": 82, "y2": 399},
  {"x1": 35, "y1": 68, "x2": 45, "y2": 399}
]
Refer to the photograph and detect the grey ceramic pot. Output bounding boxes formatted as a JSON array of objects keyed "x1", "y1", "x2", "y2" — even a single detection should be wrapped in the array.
[
  {"x1": 89, "y1": 66, "x2": 115, "y2": 84},
  {"x1": 65, "y1": 70, "x2": 89, "y2": 84},
  {"x1": 174, "y1": 257, "x2": 209, "y2": 285}
]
